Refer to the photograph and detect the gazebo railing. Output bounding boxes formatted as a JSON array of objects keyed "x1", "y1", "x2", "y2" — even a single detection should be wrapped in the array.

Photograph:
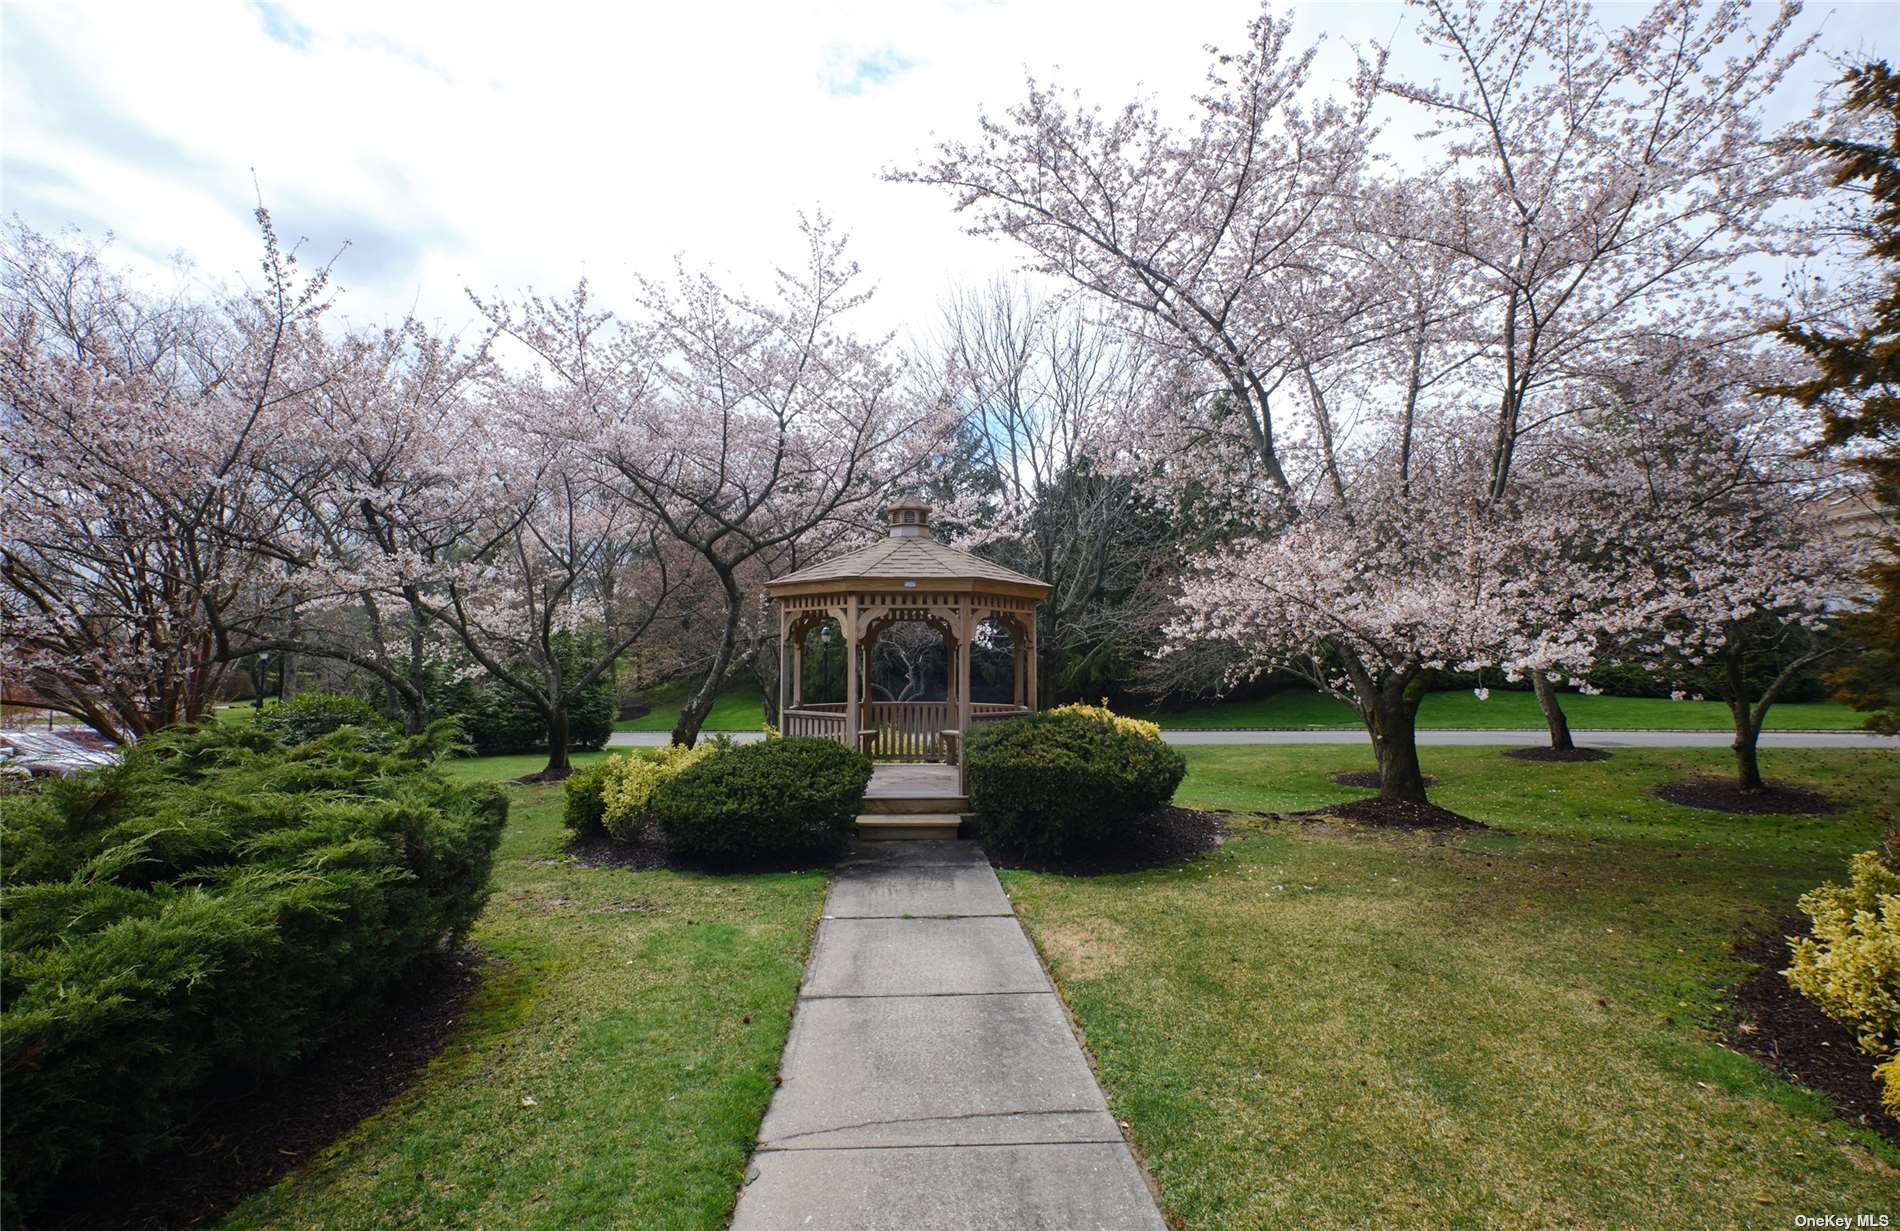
[
  {"x1": 782, "y1": 704, "x2": 847, "y2": 743},
  {"x1": 865, "y1": 701, "x2": 951, "y2": 760},
  {"x1": 782, "y1": 701, "x2": 1033, "y2": 759}
]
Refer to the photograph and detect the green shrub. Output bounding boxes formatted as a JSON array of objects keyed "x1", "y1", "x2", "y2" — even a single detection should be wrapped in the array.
[
  {"x1": 563, "y1": 760, "x2": 614, "y2": 838},
  {"x1": 0, "y1": 721, "x2": 506, "y2": 1221},
  {"x1": 965, "y1": 709, "x2": 1186, "y2": 858},
  {"x1": 600, "y1": 742, "x2": 725, "y2": 841},
  {"x1": 653, "y1": 738, "x2": 870, "y2": 860},
  {"x1": 1785, "y1": 832, "x2": 1900, "y2": 1116},
  {"x1": 254, "y1": 690, "x2": 398, "y2": 747}
]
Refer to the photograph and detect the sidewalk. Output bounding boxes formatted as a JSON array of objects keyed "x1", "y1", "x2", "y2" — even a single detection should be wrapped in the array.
[{"x1": 729, "y1": 840, "x2": 1166, "y2": 1231}]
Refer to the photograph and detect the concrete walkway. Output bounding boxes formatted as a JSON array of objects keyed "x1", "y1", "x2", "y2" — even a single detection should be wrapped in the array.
[
  {"x1": 729, "y1": 841, "x2": 1166, "y2": 1231},
  {"x1": 610, "y1": 727, "x2": 1898, "y2": 749}
]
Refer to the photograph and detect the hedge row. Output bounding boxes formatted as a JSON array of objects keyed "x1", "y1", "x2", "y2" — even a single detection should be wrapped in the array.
[
  {"x1": 565, "y1": 737, "x2": 871, "y2": 860},
  {"x1": 0, "y1": 722, "x2": 506, "y2": 1222}
]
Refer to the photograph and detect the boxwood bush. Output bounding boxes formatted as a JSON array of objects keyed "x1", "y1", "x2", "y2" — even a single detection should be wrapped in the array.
[
  {"x1": 0, "y1": 721, "x2": 506, "y2": 1222},
  {"x1": 965, "y1": 708, "x2": 1186, "y2": 858},
  {"x1": 652, "y1": 737, "x2": 870, "y2": 860}
]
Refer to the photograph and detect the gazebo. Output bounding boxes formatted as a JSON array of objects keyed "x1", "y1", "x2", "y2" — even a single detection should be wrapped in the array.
[{"x1": 766, "y1": 501, "x2": 1052, "y2": 766}]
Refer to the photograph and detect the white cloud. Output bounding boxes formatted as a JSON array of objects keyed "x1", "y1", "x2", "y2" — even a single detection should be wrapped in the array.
[{"x1": 3, "y1": 0, "x2": 1890, "y2": 345}]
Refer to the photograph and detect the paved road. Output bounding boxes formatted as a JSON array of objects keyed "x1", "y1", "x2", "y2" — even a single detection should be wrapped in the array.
[
  {"x1": 608, "y1": 727, "x2": 1897, "y2": 750},
  {"x1": 730, "y1": 840, "x2": 1166, "y2": 1231}
]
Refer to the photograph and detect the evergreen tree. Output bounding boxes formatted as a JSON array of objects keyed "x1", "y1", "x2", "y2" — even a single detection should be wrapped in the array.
[{"x1": 1772, "y1": 62, "x2": 1900, "y2": 732}]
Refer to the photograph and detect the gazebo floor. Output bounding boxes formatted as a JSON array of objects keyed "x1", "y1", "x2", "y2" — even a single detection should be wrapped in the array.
[{"x1": 858, "y1": 762, "x2": 969, "y2": 840}]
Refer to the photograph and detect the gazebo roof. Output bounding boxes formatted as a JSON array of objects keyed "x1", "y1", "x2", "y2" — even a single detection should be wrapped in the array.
[{"x1": 765, "y1": 503, "x2": 1052, "y2": 595}]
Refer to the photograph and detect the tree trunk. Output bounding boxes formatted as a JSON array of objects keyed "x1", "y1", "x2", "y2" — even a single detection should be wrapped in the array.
[
  {"x1": 1725, "y1": 648, "x2": 1764, "y2": 791},
  {"x1": 1367, "y1": 687, "x2": 1430, "y2": 803},
  {"x1": 1530, "y1": 672, "x2": 1575, "y2": 751},
  {"x1": 673, "y1": 571, "x2": 743, "y2": 747},
  {"x1": 1733, "y1": 722, "x2": 1764, "y2": 791},
  {"x1": 538, "y1": 705, "x2": 573, "y2": 780}
]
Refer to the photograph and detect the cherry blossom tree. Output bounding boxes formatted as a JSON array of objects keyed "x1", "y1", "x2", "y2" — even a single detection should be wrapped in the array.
[
  {"x1": 1, "y1": 214, "x2": 341, "y2": 741},
  {"x1": 214, "y1": 317, "x2": 499, "y2": 732},
  {"x1": 396, "y1": 388, "x2": 683, "y2": 780},
  {"x1": 1366, "y1": 0, "x2": 1816, "y2": 747},
  {"x1": 899, "y1": 0, "x2": 1826, "y2": 801},
  {"x1": 1567, "y1": 339, "x2": 1864, "y2": 790},
  {"x1": 485, "y1": 217, "x2": 949, "y2": 746}
]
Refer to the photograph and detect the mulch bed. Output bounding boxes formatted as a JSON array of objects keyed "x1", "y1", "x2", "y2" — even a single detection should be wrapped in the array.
[
  {"x1": 1728, "y1": 924, "x2": 1899, "y2": 1148},
  {"x1": 1290, "y1": 797, "x2": 1489, "y2": 831},
  {"x1": 41, "y1": 949, "x2": 487, "y2": 1231},
  {"x1": 1331, "y1": 770, "x2": 1437, "y2": 789},
  {"x1": 1656, "y1": 779, "x2": 1839, "y2": 815},
  {"x1": 985, "y1": 806, "x2": 1227, "y2": 875},
  {"x1": 567, "y1": 825, "x2": 838, "y2": 875},
  {"x1": 1503, "y1": 746, "x2": 1613, "y2": 763}
]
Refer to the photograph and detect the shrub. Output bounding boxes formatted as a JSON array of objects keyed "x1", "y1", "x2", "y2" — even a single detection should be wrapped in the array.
[
  {"x1": 653, "y1": 737, "x2": 870, "y2": 860},
  {"x1": 563, "y1": 760, "x2": 614, "y2": 838},
  {"x1": 254, "y1": 690, "x2": 398, "y2": 747},
  {"x1": 599, "y1": 742, "x2": 725, "y2": 841},
  {"x1": 1047, "y1": 699, "x2": 1164, "y2": 743},
  {"x1": 965, "y1": 708, "x2": 1186, "y2": 858},
  {"x1": 0, "y1": 721, "x2": 506, "y2": 1220},
  {"x1": 1785, "y1": 832, "x2": 1900, "y2": 1115}
]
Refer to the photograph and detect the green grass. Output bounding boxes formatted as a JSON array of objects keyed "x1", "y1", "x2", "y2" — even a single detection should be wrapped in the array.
[
  {"x1": 1135, "y1": 687, "x2": 1866, "y2": 731},
  {"x1": 615, "y1": 682, "x2": 768, "y2": 733},
  {"x1": 1001, "y1": 745, "x2": 1900, "y2": 1229},
  {"x1": 217, "y1": 751, "x2": 825, "y2": 1231}
]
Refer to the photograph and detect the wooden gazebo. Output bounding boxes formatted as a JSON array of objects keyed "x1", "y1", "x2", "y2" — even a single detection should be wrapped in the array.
[{"x1": 766, "y1": 501, "x2": 1051, "y2": 764}]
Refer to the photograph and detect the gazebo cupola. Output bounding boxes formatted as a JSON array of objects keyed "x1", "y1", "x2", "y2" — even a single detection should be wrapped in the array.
[{"x1": 764, "y1": 501, "x2": 1052, "y2": 763}]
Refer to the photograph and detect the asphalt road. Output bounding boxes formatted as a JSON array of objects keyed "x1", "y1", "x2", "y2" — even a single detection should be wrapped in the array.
[{"x1": 607, "y1": 728, "x2": 1898, "y2": 749}]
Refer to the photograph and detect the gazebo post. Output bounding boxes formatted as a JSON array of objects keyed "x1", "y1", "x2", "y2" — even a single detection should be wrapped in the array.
[
  {"x1": 777, "y1": 607, "x2": 788, "y2": 720},
  {"x1": 956, "y1": 599, "x2": 973, "y2": 739},
  {"x1": 1026, "y1": 619, "x2": 1039, "y2": 712},
  {"x1": 791, "y1": 629, "x2": 803, "y2": 708},
  {"x1": 844, "y1": 596, "x2": 860, "y2": 751}
]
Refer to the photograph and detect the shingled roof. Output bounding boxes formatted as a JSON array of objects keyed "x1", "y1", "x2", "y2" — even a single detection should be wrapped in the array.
[{"x1": 765, "y1": 502, "x2": 1052, "y2": 593}]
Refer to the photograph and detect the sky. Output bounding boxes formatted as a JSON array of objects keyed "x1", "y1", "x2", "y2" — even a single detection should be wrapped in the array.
[{"x1": 2, "y1": 0, "x2": 1893, "y2": 345}]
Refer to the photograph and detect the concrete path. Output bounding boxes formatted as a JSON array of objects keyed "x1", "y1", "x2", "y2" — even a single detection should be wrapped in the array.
[
  {"x1": 729, "y1": 841, "x2": 1166, "y2": 1231},
  {"x1": 610, "y1": 727, "x2": 1897, "y2": 749}
]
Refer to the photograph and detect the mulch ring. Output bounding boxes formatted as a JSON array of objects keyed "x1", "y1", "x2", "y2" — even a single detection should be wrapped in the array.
[
  {"x1": 42, "y1": 948, "x2": 487, "y2": 1231},
  {"x1": 1656, "y1": 779, "x2": 1839, "y2": 816},
  {"x1": 1290, "y1": 796, "x2": 1489, "y2": 832},
  {"x1": 1331, "y1": 770, "x2": 1437, "y2": 789},
  {"x1": 1728, "y1": 924, "x2": 1898, "y2": 1148},
  {"x1": 1503, "y1": 746, "x2": 1613, "y2": 763},
  {"x1": 986, "y1": 807, "x2": 1227, "y2": 875}
]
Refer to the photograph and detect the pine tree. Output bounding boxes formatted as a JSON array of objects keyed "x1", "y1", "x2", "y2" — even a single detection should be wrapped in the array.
[{"x1": 1773, "y1": 62, "x2": 1900, "y2": 733}]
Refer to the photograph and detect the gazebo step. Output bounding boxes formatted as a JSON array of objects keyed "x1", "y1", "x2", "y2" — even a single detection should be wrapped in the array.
[
  {"x1": 855, "y1": 813, "x2": 966, "y2": 840},
  {"x1": 862, "y1": 794, "x2": 969, "y2": 815}
]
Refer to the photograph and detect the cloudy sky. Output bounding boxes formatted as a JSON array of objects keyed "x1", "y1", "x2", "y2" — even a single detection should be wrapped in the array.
[{"x1": 3, "y1": 0, "x2": 1891, "y2": 342}]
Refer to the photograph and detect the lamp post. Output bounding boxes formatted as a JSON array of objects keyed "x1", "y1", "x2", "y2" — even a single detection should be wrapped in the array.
[{"x1": 820, "y1": 623, "x2": 834, "y2": 702}]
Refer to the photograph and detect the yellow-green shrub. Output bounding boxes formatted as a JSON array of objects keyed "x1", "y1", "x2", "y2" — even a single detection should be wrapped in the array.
[
  {"x1": 599, "y1": 742, "x2": 724, "y2": 841},
  {"x1": 1047, "y1": 699, "x2": 1164, "y2": 743},
  {"x1": 1785, "y1": 847, "x2": 1900, "y2": 1115}
]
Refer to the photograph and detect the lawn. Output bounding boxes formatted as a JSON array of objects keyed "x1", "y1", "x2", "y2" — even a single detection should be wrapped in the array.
[
  {"x1": 1135, "y1": 686, "x2": 1865, "y2": 731},
  {"x1": 216, "y1": 751, "x2": 825, "y2": 1231},
  {"x1": 615, "y1": 681, "x2": 768, "y2": 733},
  {"x1": 1000, "y1": 745, "x2": 1900, "y2": 1229}
]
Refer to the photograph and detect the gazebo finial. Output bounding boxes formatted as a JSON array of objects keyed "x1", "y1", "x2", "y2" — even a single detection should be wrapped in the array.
[{"x1": 883, "y1": 499, "x2": 932, "y2": 539}]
